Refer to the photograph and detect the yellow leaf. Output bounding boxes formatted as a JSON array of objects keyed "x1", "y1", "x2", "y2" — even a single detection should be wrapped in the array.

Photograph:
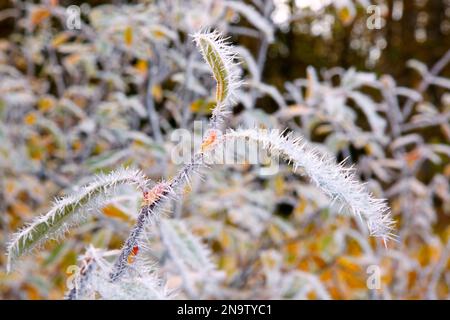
[
  {"x1": 151, "y1": 84, "x2": 163, "y2": 102},
  {"x1": 294, "y1": 196, "x2": 307, "y2": 218},
  {"x1": 340, "y1": 268, "x2": 366, "y2": 289},
  {"x1": 183, "y1": 184, "x2": 192, "y2": 194},
  {"x1": 307, "y1": 291, "x2": 317, "y2": 299},
  {"x1": 443, "y1": 164, "x2": 450, "y2": 177},
  {"x1": 364, "y1": 143, "x2": 373, "y2": 155},
  {"x1": 6, "y1": 180, "x2": 16, "y2": 194},
  {"x1": 347, "y1": 239, "x2": 363, "y2": 256},
  {"x1": 268, "y1": 223, "x2": 284, "y2": 243},
  {"x1": 124, "y1": 26, "x2": 133, "y2": 47},
  {"x1": 417, "y1": 244, "x2": 442, "y2": 266},
  {"x1": 51, "y1": 32, "x2": 70, "y2": 48},
  {"x1": 27, "y1": 134, "x2": 44, "y2": 160},
  {"x1": 190, "y1": 99, "x2": 215, "y2": 114},
  {"x1": 320, "y1": 269, "x2": 333, "y2": 282},
  {"x1": 190, "y1": 100, "x2": 202, "y2": 112},
  {"x1": 225, "y1": 8, "x2": 235, "y2": 22},
  {"x1": 11, "y1": 201, "x2": 32, "y2": 217},
  {"x1": 220, "y1": 229, "x2": 232, "y2": 249},
  {"x1": 407, "y1": 270, "x2": 417, "y2": 290},
  {"x1": 305, "y1": 69, "x2": 314, "y2": 101},
  {"x1": 72, "y1": 140, "x2": 82, "y2": 152},
  {"x1": 296, "y1": 259, "x2": 309, "y2": 271},
  {"x1": 102, "y1": 204, "x2": 129, "y2": 221},
  {"x1": 274, "y1": 175, "x2": 285, "y2": 196},
  {"x1": 261, "y1": 251, "x2": 278, "y2": 269},
  {"x1": 135, "y1": 59, "x2": 148, "y2": 75},
  {"x1": 152, "y1": 29, "x2": 166, "y2": 39},
  {"x1": 336, "y1": 257, "x2": 361, "y2": 273},
  {"x1": 315, "y1": 124, "x2": 333, "y2": 135},
  {"x1": 24, "y1": 112, "x2": 37, "y2": 125},
  {"x1": 38, "y1": 97, "x2": 55, "y2": 112},
  {"x1": 219, "y1": 254, "x2": 237, "y2": 277},
  {"x1": 285, "y1": 242, "x2": 300, "y2": 263},
  {"x1": 338, "y1": 6, "x2": 353, "y2": 25},
  {"x1": 278, "y1": 105, "x2": 310, "y2": 119}
]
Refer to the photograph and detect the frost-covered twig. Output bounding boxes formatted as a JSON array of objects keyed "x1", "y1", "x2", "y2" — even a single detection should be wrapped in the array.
[{"x1": 109, "y1": 182, "x2": 171, "y2": 282}]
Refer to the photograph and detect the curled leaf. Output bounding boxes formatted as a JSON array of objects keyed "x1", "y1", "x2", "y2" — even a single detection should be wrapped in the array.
[{"x1": 7, "y1": 168, "x2": 148, "y2": 272}]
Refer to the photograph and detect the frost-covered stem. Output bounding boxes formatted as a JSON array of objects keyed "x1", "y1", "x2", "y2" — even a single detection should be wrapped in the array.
[
  {"x1": 110, "y1": 30, "x2": 238, "y2": 282},
  {"x1": 109, "y1": 155, "x2": 204, "y2": 282},
  {"x1": 109, "y1": 203, "x2": 159, "y2": 282},
  {"x1": 110, "y1": 31, "x2": 234, "y2": 281}
]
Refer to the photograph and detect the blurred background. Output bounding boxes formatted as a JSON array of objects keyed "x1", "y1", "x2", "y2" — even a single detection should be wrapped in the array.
[{"x1": 0, "y1": 0, "x2": 449, "y2": 299}]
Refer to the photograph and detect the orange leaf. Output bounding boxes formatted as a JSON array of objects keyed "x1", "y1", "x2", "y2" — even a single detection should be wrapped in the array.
[
  {"x1": 336, "y1": 257, "x2": 361, "y2": 273},
  {"x1": 201, "y1": 130, "x2": 218, "y2": 151},
  {"x1": 24, "y1": 112, "x2": 37, "y2": 125},
  {"x1": 143, "y1": 183, "x2": 168, "y2": 206},
  {"x1": 135, "y1": 59, "x2": 148, "y2": 75},
  {"x1": 30, "y1": 7, "x2": 51, "y2": 26}
]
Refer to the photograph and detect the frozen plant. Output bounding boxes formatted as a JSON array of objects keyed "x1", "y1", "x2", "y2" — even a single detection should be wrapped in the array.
[{"x1": 6, "y1": 30, "x2": 395, "y2": 299}]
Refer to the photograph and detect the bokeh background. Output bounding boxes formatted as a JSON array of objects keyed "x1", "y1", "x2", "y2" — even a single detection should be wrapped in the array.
[{"x1": 0, "y1": 0, "x2": 449, "y2": 299}]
